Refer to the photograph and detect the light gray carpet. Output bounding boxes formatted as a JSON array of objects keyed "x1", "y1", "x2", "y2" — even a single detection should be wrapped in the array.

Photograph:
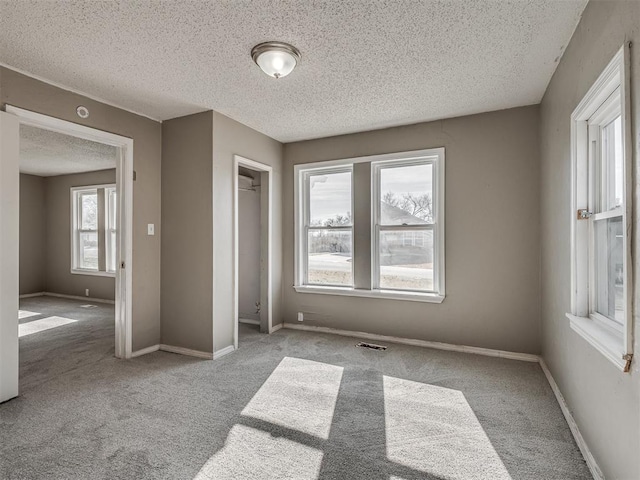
[{"x1": 1, "y1": 297, "x2": 591, "y2": 479}]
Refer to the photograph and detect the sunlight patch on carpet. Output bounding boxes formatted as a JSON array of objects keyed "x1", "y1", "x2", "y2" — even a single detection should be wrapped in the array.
[
  {"x1": 242, "y1": 357, "x2": 343, "y2": 439},
  {"x1": 193, "y1": 424, "x2": 323, "y2": 480},
  {"x1": 383, "y1": 376, "x2": 511, "y2": 480},
  {"x1": 18, "y1": 310, "x2": 40, "y2": 319},
  {"x1": 18, "y1": 316, "x2": 77, "y2": 337}
]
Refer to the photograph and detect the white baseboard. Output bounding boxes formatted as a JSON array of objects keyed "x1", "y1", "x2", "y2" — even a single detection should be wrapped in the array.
[
  {"x1": 159, "y1": 344, "x2": 213, "y2": 359},
  {"x1": 239, "y1": 318, "x2": 260, "y2": 325},
  {"x1": 41, "y1": 292, "x2": 115, "y2": 305},
  {"x1": 270, "y1": 323, "x2": 283, "y2": 333},
  {"x1": 539, "y1": 359, "x2": 603, "y2": 480},
  {"x1": 282, "y1": 323, "x2": 539, "y2": 362},
  {"x1": 19, "y1": 292, "x2": 45, "y2": 299},
  {"x1": 131, "y1": 344, "x2": 160, "y2": 358},
  {"x1": 213, "y1": 345, "x2": 235, "y2": 360}
]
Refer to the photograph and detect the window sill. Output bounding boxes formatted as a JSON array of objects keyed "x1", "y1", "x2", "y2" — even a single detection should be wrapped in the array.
[
  {"x1": 293, "y1": 285, "x2": 445, "y2": 303},
  {"x1": 566, "y1": 313, "x2": 627, "y2": 371},
  {"x1": 71, "y1": 269, "x2": 116, "y2": 278}
]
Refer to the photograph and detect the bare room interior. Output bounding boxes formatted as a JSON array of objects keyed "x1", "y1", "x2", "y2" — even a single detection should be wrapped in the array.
[
  {"x1": 17, "y1": 124, "x2": 119, "y2": 374},
  {"x1": 0, "y1": 1, "x2": 638, "y2": 479}
]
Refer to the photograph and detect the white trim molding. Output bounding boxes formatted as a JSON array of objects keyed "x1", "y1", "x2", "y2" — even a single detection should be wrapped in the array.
[
  {"x1": 539, "y1": 359, "x2": 604, "y2": 480},
  {"x1": 282, "y1": 323, "x2": 539, "y2": 362},
  {"x1": 19, "y1": 292, "x2": 46, "y2": 299},
  {"x1": 159, "y1": 344, "x2": 214, "y2": 360},
  {"x1": 41, "y1": 292, "x2": 115, "y2": 305},
  {"x1": 6, "y1": 105, "x2": 134, "y2": 360},
  {"x1": 293, "y1": 285, "x2": 445, "y2": 303},
  {"x1": 568, "y1": 44, "x2": 633, "y2": 372},
  {"x1": 213, "y1": 345, "x2": 236, "y2": 360},
  {"x1": 131, "y1": 344, "x2": 160, "y2": 358},
  {"x1": 232, "y1": 155, "x2": 274, "y2": 350},
  {"x1": 294, "y1": 147, "x2": 445, "y2": 300}
]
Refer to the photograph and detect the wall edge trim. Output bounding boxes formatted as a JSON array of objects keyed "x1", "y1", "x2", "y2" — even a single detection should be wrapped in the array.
[
  {"x1": 159, "y1": 344, "x2": 214, "y2": 359},
  {"x1": 539, "y1": 359, "x2": 604, "y2": 480},
  {"x1": 270, "y1": 323, "x2": 283, "y2": 333},
  {"x1": 19, "y1": 292, "x2": 45, "y2": 299},
  {"x1": 131, "y1": 344, "x2": 160, "y2": 358},
  {"x1": 41, "y1": 292, "x2": 115, "y2": 304},
  {"x1": 213, "y1": 345, "x2": 236, "y2": 360},
  {"x1": 282, "y1": 323, "x2": 539, "y2": 361}
]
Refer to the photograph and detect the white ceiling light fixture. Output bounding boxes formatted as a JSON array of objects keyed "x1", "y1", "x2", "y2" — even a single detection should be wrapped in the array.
[{"x1": 251, "y1": 41, "x2": 301, "y2": 79}]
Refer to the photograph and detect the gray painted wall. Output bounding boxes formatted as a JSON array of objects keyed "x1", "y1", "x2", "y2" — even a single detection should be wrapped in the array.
[
  {"x1": 539, "y1": 1, "x2": 640, "y2": 478},
  {"x1": 19, "y1": 173, "x2": 45, "y2": 295},
  {"x1": 45, "y1": 169, "x2": 116, "y2": 301},
  {"x1": 283, "y1": 106, "x2": 541, "y2": 354},
  {"x1": 212, "y1": 112, "x2": 283, "y2": 352},
  {"x1": 161, "y1": 111, "x2": 214, "y2": 353},
  {"x1": 238, "y1": 186, "x2": 261, "y2": 321},
  {"x1": 2, "y1": 67, "x2": 162, "y2": 351}
]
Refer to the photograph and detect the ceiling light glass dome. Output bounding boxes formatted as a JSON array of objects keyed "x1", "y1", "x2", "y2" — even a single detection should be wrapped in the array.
[{"x1": 251, "y1": 42, "x2": 301, "y2": 79}]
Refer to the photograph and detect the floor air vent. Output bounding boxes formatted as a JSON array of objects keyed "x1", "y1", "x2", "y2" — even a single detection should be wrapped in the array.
[{"x1": 356, "y1": 342, "x2": 387, "y2": 351}]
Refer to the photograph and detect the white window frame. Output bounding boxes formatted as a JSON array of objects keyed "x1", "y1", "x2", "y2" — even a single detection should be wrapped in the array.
[
  {"x1": 105, "y1": 186, "x2": 117, "y2": 274},
  {"x1": 300, "y1": 165, "x2": 354, "y2": 287},
  {"x1": 294, "y1": 148, "x2": 445, "y2": 303},
  {"x1": 567, "y1": 45, "x2": 633, "y2": 372},
  {"x1": 372, "y1": 155, "x2": 445, "y2": 296},
  {"x1": 71, "y1": 184, "x2": 116, "y2": 277}
]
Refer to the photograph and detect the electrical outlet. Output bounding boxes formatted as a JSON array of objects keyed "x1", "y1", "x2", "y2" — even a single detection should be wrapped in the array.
[
  {"x1": 297, "y1": 312, "x2": 304, "y2": 322},
  {"x1": 85, "y1": 289, "x2": 90, "y2": 297}
]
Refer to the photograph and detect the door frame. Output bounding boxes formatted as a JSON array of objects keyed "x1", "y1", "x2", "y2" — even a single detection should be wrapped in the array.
[
  {"x1": 232, "y1": 155, "x2": 273, "y2": 349},
  {"x1": 6, "y1": 105, "x2": 134, "y2": 360}
]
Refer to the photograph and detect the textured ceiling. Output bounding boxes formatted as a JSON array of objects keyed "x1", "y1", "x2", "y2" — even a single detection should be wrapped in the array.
[
  {"x1": 0, "y1": 1, "x2": 587, "y2": 142},
  {"x1": 20, "y1": 125, "x2": 117, "y2": 177}
]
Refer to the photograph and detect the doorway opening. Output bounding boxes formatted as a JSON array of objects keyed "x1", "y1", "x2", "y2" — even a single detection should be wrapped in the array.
[
  {"x1": 233, "y1": 155, "x2": 273, "y2": 349},
  {"x1": 2, "y1": 106, "x2": 133, "y2": 403}
]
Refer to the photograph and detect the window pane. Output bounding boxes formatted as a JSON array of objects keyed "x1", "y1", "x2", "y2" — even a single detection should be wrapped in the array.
[
  {"x1": 307, "y1": 230, "x2": 352, "y2": 286},
  {"x1": 601, "y1": 116, "x2": 623, "y2": 211},
  {"x1": 380, "y1": 163, "x2": 433, "y2": 225},
  {"x1": 79, "y1": 232, "x2": 98, "y2": 270},
  {"x1": 107, "y1": 189, "x2": 117, "y2": 229},
  {"x1": 107, "y1": 231, "x2": 117, "y2": 272},
  {"x1": 309, "y1": 171, "x2": 351, "y2": 226},
  {"x1": 594, "y1": 216, "x2": 624, "y2": 324},
  {"x1": 379, "y1": 229, "x2": 433, "y2": 291},
  {"x1": 80, "y1": 192, "x2": 98, "y2": 230}
]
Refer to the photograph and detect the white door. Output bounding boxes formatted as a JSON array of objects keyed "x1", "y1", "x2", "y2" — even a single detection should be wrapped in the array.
[{"x1": 0, "y1": 111, "x2": 19, "y2": 403}]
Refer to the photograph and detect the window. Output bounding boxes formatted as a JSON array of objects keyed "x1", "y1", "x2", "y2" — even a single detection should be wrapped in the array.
[
  {"x1": 71, "y1": 185, "x2": 117, "y2": 276},
  {"x1": 374, "y1": 159, "x2": 440, "y2": 293},
  {"x1": 302, "y1": 168, "x2": 353, "y2": 286},
  {"x1": 568, "y1": 46, "x2": 633, "y2": 372},
  {"x1": 295, "y1": 149, "x2": 444, "y2": 302}
]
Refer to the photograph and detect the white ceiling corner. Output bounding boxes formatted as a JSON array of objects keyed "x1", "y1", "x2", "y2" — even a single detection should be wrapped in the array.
[{"x1": 0, "y1": 0, "x2": 588, "y2": 143}]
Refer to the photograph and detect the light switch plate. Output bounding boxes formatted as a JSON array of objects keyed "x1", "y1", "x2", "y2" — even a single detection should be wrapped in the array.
[{"x1": 147, "y1": 224, "x2": 155, "y2": 236}]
